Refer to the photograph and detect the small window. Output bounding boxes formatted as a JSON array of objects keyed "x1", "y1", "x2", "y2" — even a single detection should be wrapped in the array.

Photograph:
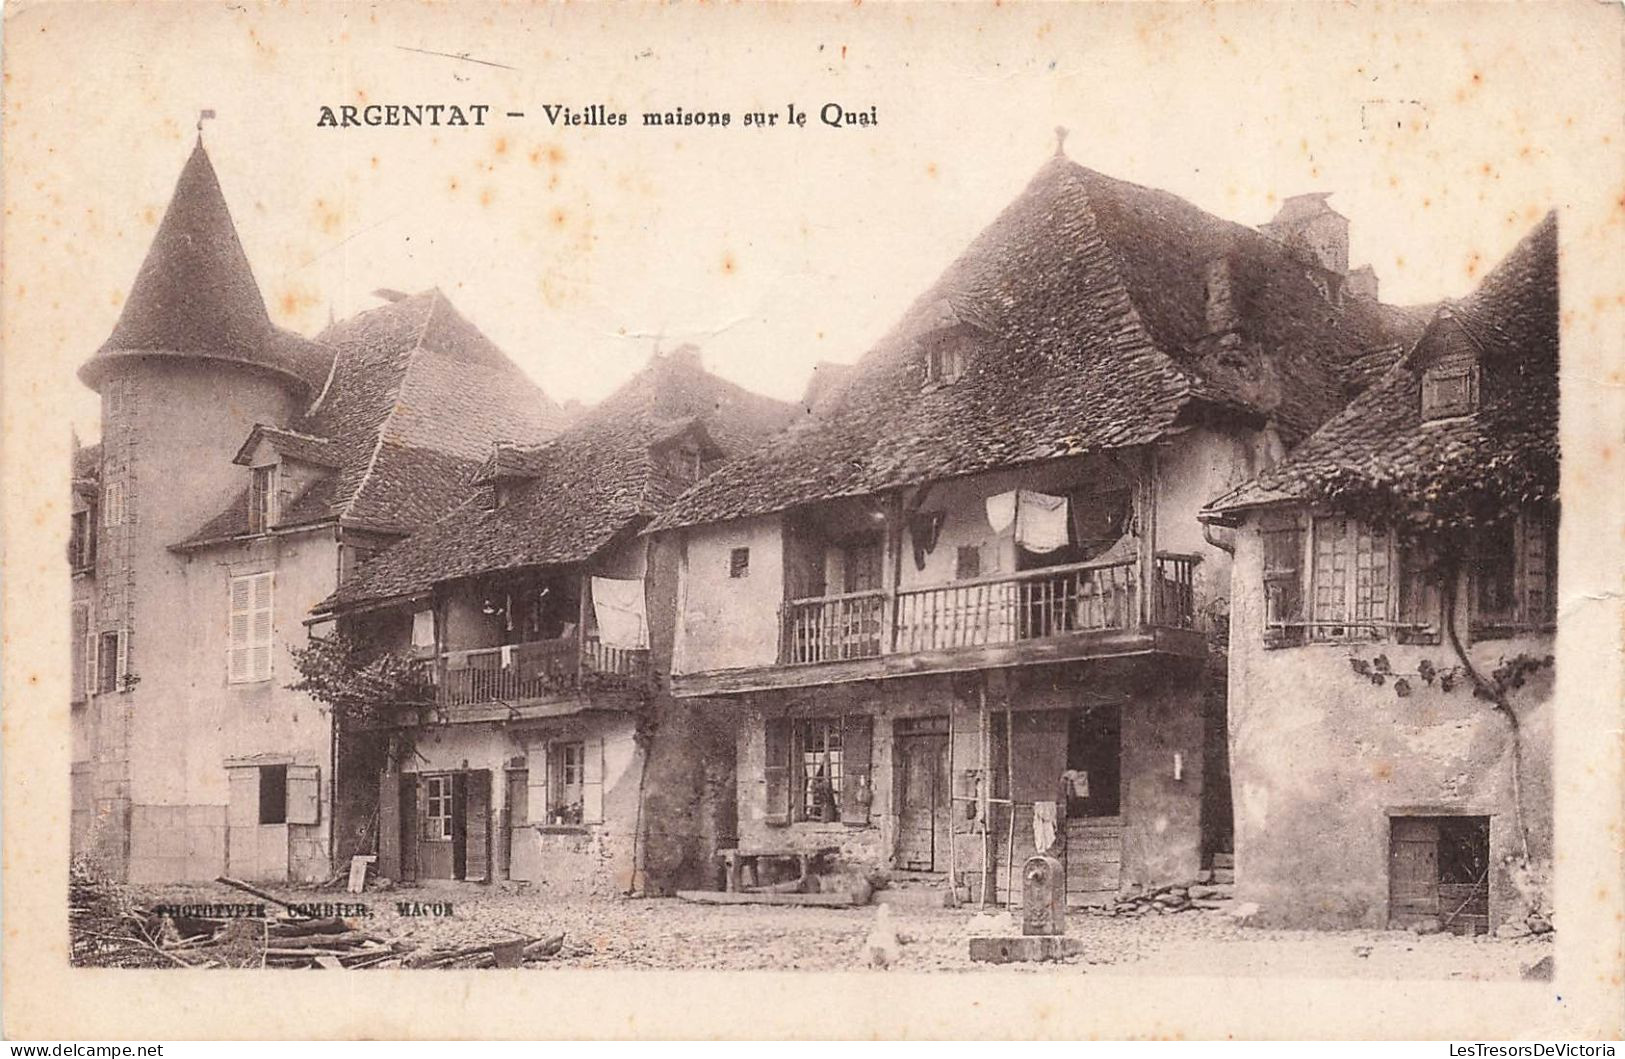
[
  {"x1": 228, "y1": 572, "x2": 275, "y2": 683},
  {"x1": 95, "y1": 630, "x2": 125, "y2": 694},
  {"x1": 248, "y1": 465, "x2": 277, "y2": 535},
  {"x1": 1472, "y1": 507, "x2": 1558, "y2": 637},
  {"x1": 1473, "y1": 518, "x2": 1519, "y2": 629},
  {"x1": 547, "y1": 742, "x2": 585, "y2": 825},
  {"x1": 729, "y1": 547, "x2": 751, "y2": 579},
  {"x1": 1396, "y1": 541, "x2": 1442, "y2": 644},
  {"x1": 103, "y1": 481, "x2": 125, "y2": 527},
  {"x1": 422, "y1": 774, "x2": 452, "y2": 840},
  {"x1": 258, "y1": 765, "x2": 288, "y2": 825},
  {"x1": 955, "y1": 545, "x2": 982, "y2": 580},
  {"x1": 1421, "y1": 361, "x2": 1478, "y2": 420}
]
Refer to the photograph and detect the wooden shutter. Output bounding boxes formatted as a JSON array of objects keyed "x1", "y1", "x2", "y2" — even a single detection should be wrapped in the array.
[
  {"x1": 251, "y1": 574, "x2": 274, "y2": 681},
  {"x1": 527, "y1": 746, "x2": 550, "y2": 824},
  {"x1": 466, "y1": 770, "x2": 492, "y2": 881},
  {"x1": 763, "y1": 717, "x2": 792, "y2": 826},
  {"x1": 840, "y1": 714, "x2": 874, "y2": 825},
  {"x1": 226, "y1": 766, "x2": 260, "y2": 828},
  {"x1": 399, "y1": 774, "x2": 420, "y2": 882},
  {"x1": 1520, "y1": 507, "x2": 1557, "y2": 624},
  {"x1": 1397, "y1": 542, "x2": 1441, "y2": 644},
  {"x1": 378, "y1": 767, "x2": 403, "y2": 879},
  {"x1": 285, "y1": 764, "x2": 320, "y2": 825},
  {"x1": 582, "y1": 739, "x2": 605, "y2": 825},
  {"x1": 229, "y1": 576, "x2": 252, "y2": 682},
  {"x1": 70, "y1": 603, "x2": 89, "y2": 703},
  {"x1": 115, "y1": 629, "x2": 129, "y2": 688}
]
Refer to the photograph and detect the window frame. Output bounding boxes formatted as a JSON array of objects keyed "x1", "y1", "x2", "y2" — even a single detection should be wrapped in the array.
[
  {"x1": 728, "y1": 547, "x2": 751, "y2": 579},
  {"x1": 546, "y1": 741, "x2": 586, "y2": 825},
  {"x1": 1470, "y1": 507, "x2": 1558, "y2": 639},
  {"x1": 791, "y1": 717, "x2": 844, "y2": 824},
  {"x1": 1420, "y1": 360, "x2": 1479, "y2": 421},
  {"x1": 69, "y1": 508, "x2": 97, "y2": 571},
  {"x1": 248, "y1": 464, "x2": 278, "y2": 535},
  {"x1": 94, "y1": 629, "x2": 126, "y2": 694},
  {"x1": 422, "y1": 773, "x2": 453, "y2": 841}
]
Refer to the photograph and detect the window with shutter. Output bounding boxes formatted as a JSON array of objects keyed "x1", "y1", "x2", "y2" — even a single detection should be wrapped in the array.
[
  {"x1": 793, "y1": 718, "x2": 844, "y2": 823},
  {"x1": 546, "y1": 742, "x2": 586, "y2": 825},
  {"x1": 1520, "y1": 506, "x2": 1558, "y2": 626},
  {"x1": 1472, "y1": 506, "x2": 1558, "y2": 637},
  {"x1": 1472, "y1": 519, "x2": 1519, "y2": 632},
  {"x1": 229, "y1": 572, "x2": 275, "y2": 683},
  {"x1": 1260, "y1": 522, "x2": 1305, "y2": 647},
  {"x1": 258, "y1": 765, "x2": 288, "y2": 825},
  {"x1": 96, "y1": 630, "x2": 124, "y2": 694}
]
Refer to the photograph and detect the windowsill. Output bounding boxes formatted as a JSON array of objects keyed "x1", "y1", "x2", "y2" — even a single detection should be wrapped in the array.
[
  {"x1": 765, "y1": 819, "x2": 873, "y2": 831},
  {"x1": 534, "y1": 824, "x2": 592, "y2": 835},
  {"x1": 228, "y1": 679, "x2": 275, "y2": 688},
  {"x1": 1470, "y1": 622, "x2": 1555, "y2": 642}
]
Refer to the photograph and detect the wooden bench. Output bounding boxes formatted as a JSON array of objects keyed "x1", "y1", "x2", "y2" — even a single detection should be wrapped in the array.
[{"x1": 717, "y1": 846, "x2": 838, "y2": 893}]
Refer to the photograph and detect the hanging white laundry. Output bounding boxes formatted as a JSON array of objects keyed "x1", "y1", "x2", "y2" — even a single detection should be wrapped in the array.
[
  {"x1": 985, "y1": 490, "x2": 1017, "y2": 534},
  {"x1": 590, "y1": 576, "x2": 648, "y2": 649},
  {"x1": 1016, "y1": 490, "x2": 1070, "y2": 553},
  {"x1": 1032, "y1": 800, "x2": 1058, "y2": 852}
]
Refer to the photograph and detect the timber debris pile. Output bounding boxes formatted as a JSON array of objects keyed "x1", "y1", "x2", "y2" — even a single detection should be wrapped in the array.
[{"x1": 69, "y1": 864, "x2": 563, "y2": 970}]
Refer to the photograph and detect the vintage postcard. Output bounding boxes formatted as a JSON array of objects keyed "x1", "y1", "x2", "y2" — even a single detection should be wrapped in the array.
[{"x1": 2, "y1": 0, "x2": 1621, "y2": 1041}]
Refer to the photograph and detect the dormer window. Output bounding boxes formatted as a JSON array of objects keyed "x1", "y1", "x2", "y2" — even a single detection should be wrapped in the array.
[
  {"x1": 1421, "y1": 358, "x2": 1479, "y2": 421},
  {"x1": 667, "y1": 445, "x2": 704, "y2": 484},
  {"x1": 248, "y1": 465, "x2": 278, "y2": 534},
  {"x1": 921, "y1": 326, "x2": 979, "y2": 386}
]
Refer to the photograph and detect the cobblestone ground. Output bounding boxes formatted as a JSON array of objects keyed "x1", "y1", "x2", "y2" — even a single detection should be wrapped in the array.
[{"x1": 131, "y1": 881, "x2": 1553, "y2": 979}]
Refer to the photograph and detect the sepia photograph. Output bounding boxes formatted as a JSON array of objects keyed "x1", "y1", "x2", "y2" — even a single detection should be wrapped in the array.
[{"x1": 3, "y1": 0, "x2": 1621, "y2": 1042}]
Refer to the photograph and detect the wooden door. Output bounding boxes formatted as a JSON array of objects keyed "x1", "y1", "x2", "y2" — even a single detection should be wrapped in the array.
[
  {"x1": 502, "y1": 768, "x2": 528, "y2": 879},
  {"x1": 895, "y1": 724, "x2": 950, "y2": 872},
  {"x1": 465, "y1": 770, "x2": 491, "y2": 883},
  {"x1": 1389, "y1": 817, "x2": 1441, "y2": 929}
]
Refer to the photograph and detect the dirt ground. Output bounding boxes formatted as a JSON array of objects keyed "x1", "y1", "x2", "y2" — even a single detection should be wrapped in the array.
[{"x1": 123, "y1": 879, "x2": 1555, "y2": 979}]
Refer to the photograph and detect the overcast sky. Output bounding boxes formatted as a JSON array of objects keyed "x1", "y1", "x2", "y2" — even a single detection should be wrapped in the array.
[{"x1": 4, "y1": 3, "x2": 1604, "y2": 444}]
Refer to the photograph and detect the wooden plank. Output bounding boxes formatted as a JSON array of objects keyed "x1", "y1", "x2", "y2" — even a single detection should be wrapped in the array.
[
  {"x1": 672, "y1": 628, "x2": 1191, "y2": 698},
  {"x1": 674, "y1": 890, "x2": 857, "y2": 907}
]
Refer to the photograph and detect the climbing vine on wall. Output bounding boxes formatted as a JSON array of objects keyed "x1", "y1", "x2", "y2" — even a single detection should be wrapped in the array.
[{"x1": 286, "y1": 632, "x2": 433, "y2": 731}]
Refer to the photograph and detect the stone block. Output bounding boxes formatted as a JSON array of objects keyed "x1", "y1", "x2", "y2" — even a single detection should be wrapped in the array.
[{"x1": 968, "y1": 935, "x2": 1087, "y2": 964}]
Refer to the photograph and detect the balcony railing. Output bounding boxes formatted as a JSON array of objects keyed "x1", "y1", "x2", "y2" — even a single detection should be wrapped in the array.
[
  {"x1": 777, "y1": 553, "x2": 1200, "y2": 665},
  {"x1": 439, "y1": 636, "x2": 650, "y2": 707}
]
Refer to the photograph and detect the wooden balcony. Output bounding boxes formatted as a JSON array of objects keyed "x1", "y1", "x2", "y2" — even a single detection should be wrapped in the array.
[
  {"x1": 675, "y1": 553, "x2": 1204, "y2": 698},
  {"x1": 411, "y1": 636, "x2": 650, "y2": 724}
]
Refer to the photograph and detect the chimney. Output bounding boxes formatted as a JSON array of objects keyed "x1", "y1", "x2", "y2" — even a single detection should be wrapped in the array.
[
  {"x1": 1346, "y1": 264, "x2": 1379, "y2": 301},
  {"x1": 1260, "y1": 193, "x2": 1349, "y2": 275},
  {"x1": 1203, "y1": 257, "x2": 1240, "y2": 337}
]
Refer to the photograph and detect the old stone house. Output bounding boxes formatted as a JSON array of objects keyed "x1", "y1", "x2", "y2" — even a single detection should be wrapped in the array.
[
  {"x1": 1200, "y1": 214, "x2": 1558, "y2": 933},
  {"x1": 646, "y1": 152, "x2": 1427, "y2": 905},
  {"x1": 308, "y1": 348, "x2": 795, "y2": 894},
  {"x1": 70, "y1": 139, "x2": 565, "y2": 883}
]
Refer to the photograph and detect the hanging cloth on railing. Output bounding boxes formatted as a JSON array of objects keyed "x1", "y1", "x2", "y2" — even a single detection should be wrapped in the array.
[
  {"x1": 590, "y1": 576, "x2": 648, "y2": 649},
  {"x1": 985, "y1": 490, "x2": 1017, "y2": 534},
  {"x1": 1016, "y1": 490, "x2": 1070, "y2": 553}
]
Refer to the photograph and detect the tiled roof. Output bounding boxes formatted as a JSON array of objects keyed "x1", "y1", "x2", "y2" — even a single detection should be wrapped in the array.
[
  {"x1": 1203, "y1": 213, "x2": 1558, "y2": 519},
  {"x1": 78, "y1": 140, "x2": 332, "y2": 398},
  {"x1": 174, "y1": 290, "x2": 565, "y2": 549},
  {"x1": 651, "y1": 157, "x2": 1424, "y2": 533},
  {"x1": 317, "y1": 350, "x2": 796, "y2": 611},
  {"x1": 233, "y1": 425, "x2": 341, "y2": 468}
]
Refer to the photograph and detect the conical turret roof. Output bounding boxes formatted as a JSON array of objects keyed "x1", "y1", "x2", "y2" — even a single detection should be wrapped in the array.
[{"x1": 78, "y1": 139, "x2": 331, "y2": 396}]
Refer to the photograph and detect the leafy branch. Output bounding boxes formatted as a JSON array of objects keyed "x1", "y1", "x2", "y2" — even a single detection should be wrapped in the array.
[{"x1": 286, "y1": 632, "x2": 434, "y2": 730}]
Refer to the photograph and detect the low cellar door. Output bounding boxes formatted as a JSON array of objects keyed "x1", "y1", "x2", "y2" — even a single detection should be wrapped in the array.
[
  {"x1": 1389, "y1": 817, "x2": 1442, "y2": 929},
  {"x1": 896, "y1": 718, "x2": 950, "y2": 872}
]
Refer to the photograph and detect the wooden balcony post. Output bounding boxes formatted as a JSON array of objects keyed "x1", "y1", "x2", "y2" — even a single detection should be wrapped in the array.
[
  {"x1": 1137, "y1": 448, "x2": 1158, "y2": 628},
  {"x1": 885, "y1": 491, "x2": 905, "y2": 653}
]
